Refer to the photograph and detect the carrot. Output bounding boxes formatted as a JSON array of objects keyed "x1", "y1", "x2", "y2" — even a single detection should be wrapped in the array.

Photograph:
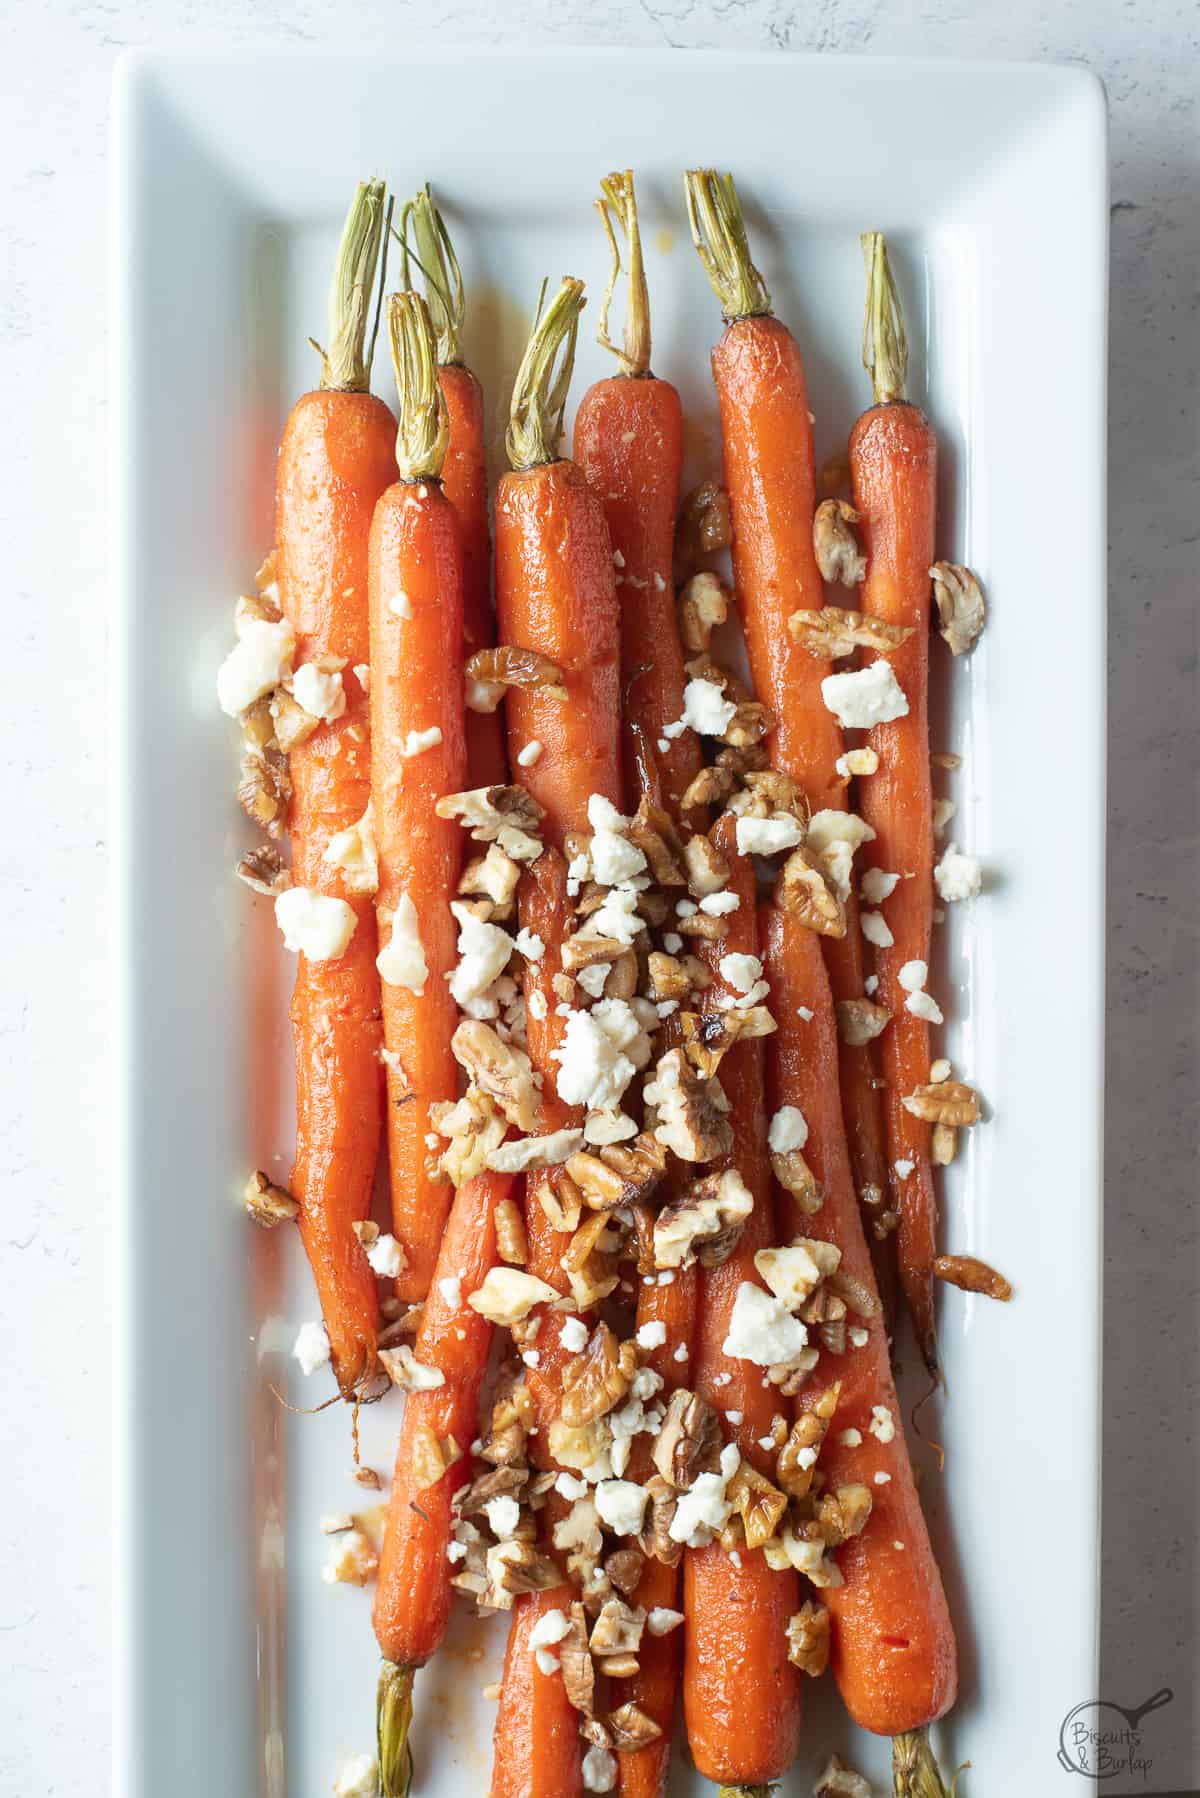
[
  {"x1": 374, "y1": 1167, "x2": 509, "y2": 1794},
  {"x1": 684, "y1": 171, "x2": 892, "y2": 1310},
  {"x1": 573, "y1": 172, "x2": 699, "y2": 814},
  {"x1": 682, "y1": 816, "x2": 803, "y2": 1791},
  {"x1": 761, "y1": 902, "x2": 956, "y2": 1749},
  {"x1": 849, "y1": 234, "x2": 941, "y2": 1375},
  {"x1": 399, "y1": 185, "x2": 507, "y2": 785},
  {"x1": 495, "y1": 279, "x2": 621, "y2": 842},
  {"x1": 369, "y1": 292, "x2": 468, "y2": 1301},
  {"x1": 274, "y1": 180, "x2": 396, "y2": 1395},
  {"x1": 490, "y1": 1586, "x2": 585, "y2": 1798}
]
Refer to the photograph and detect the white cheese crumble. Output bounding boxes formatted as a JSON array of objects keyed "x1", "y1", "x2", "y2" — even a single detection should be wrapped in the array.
[
  {"x1": 576, "y1": 962, "x2": 611, "y2": 999},
  {"x1": 529, "y1": 1607, "x2": 571, "y2": 1651},
  {"x1": 869, "y1": 1404, "x2": 896, "y2": 1444},
  {"x1": 662, "y1": 931, "x2": 683, "y2": 955},
  {"x1": 514, "y1": 927, "x2": 545, "y2": 963},
  {"x1": 735, "y1": 814, "x2": 805, "y2": 857},
  {"x1": 933, "y1": 797, "x2": 957, "y2": 837},
  {"x1": 893, "y1": 1158, "x2": 915, "y2": 1181},
  {"x1": 898, "y1": 960, "x2": 927, "y2": 991},
  {"x1": 484, "y1": 1495, "x2": 521, "y2": 1539},
  {"x1": 806, "y1": 810, "x2": 877, "y2": 901},
  {"x1": 293, "y1": 661, "x2": 347, "y2": 723},
  {"x1": 663, "y1": 677, "x2": 737, "y2": 741},
  {"x1": 875, "y1": 1470, "x2": 892, "y2": 1484},
  {"x1": 797, "y1": 1005, "x2": 814, "y2": 1021},
  {"x1": 488, "y1": 1128, "x2": 585, "y2": 1174},
  {"x1": 647, "y1": 1607, "x2": 684, "y2": 1636},
  {"x1": 352, "y1": 662, "x2": 370, "y2": 693},
  {"x1": 906, "y1": 988, "x2": 944, "y2": 1023},
  {"x1": 217, "y1": 616, "x2": 295, "y2": 716},
  {"x1": 722, "y1": 1281, "x2": 809, "y2": 1367},
  {"x1": 583, "y1": 885, "x2": 646, "y2": 947},
  {"x1": 552, "y1": 998, "x2": 649, "y2": 1112},
  {"x1": 323, "y1": 803, "x2": 378, "y2": 894},
  {"x1": 376, "y1": 893, "x2": 427, "y2": 992},
  {"x1": 861, "y1": 867, "x2": 900, "y2": 905},
  {"x1": 700, "y1": 890, "x2": 740, "y2": 916},
  {"x1": 448, "y1": 902, "x2": 515, "y2": 1007},
  {"x1": 860, "y1": 909, "x2": 894, "y2": 948},
  {"x1": 560, "y1": 1316, "x2": 588, "y2": 1353},
  {"x1": 587, "y1": 793, "x2": 648, "y2": 887},
  {"x1": 849, "y1": 1326, "x2": 869, "y2": 1347},
  {"x1": 934, "y1": 843, "x2": 982, "y2": 901},
  {"x1": 839, "y1": 1427, "x2": 863, "y2": 1447},
  {"x1": 274, "y1": 887, "x2": 357, "y2": 961},
  {"x1": 528, "y1": 988, "x2": 548, "y2": 1022},
  {"x1": 366, "y1": 1233, "x2": 405, "y2": 1277},
  {"x1": 864, "y1": 974, "x2": 879, "y2": 996},
  {"x1": 333, "y1": 1751, "x2": 380, "y2": 1797},
  {"x1": 292, "y1": 1320, "x2": 330, "y2": 1375},
  {"x1": 821, "y1": 659, "x2": 909, "y2": 729},
  {"x1": 594, "y1": 1479, "x2": 650, "y2": 1537},
  {"x1": 767, "y1": 1105, "x2": 808, "y2": 1154},
  {"x1": 582, "y1": 1744, "x2": 618, "y2": 1793},
  {"x1": 718, "y1": 952, "x2": 764, "y2": 996},
  {"x1": 388, "y1": 590, "x2": 412, "y2": 619},
  {"x1": 668, "y1": 1442, "x2": 741, "y2": 1545},
  {"x1": 516, "y1": 739, "x2": 543, "y2": 768},
  {"x1": 400, "y1": 725, "x2": 443, "y2": 758},
  {"x1": 555, "y1": 1471, "x2": 589, "y2": 1501},
  {"x1": 673, "y1": 1343, "x2": 689, "y2": 1362},
  {"x1": 438, "y1": 1274, "x2": 463, "y2": 1311},
  {"x1": 636, "y1": 1320, "x2": 667, "y2": 1350}
]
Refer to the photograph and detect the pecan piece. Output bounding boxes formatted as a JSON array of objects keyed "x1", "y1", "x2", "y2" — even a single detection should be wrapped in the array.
[
  {"x1": 559, "y1": 1603, "x2": 595, "y2": 1714},
  {"x1": 651, "y1": 1388, "x2": 722, "y2": 1489},
  {"x1": 812, "y1": 498, "x2": 867, "y2": 586},
  {"x1": 589, "y1": 1598, "x2": 646, "y2": 1656},
  {"x1": 786, "y1": 1599, "x2": 831, "y2": 1676},
  {"x1": 727, "y1": 1462, "x2": 789, "y2": 1549},
  {"x1": 637, "y1": 1475, "x2": 682, "y2": 1566},
  {"x1": 451, "y1": 1020, "x2": 539, "y2": 1132},
  {"x1": 836, "y1": 997, "x2": 892, "y2": 1047},
  {"x1": 243, "y1": 1169, "x2": 299, "y2": 1227},
  {"x1": 681, "y1": 1005, "x2": 775, "y2": 1079},
  {"x1": 677, "y1": 479, "x2": 732, "y2": 567},
  {"x1": 465, "y1": 645, "x2": 567, "y2": 703},
  {"x1": 788, "y1": 603, "x2": 914, "y2": 660},
  {"x1": 604, "y1": 1549, "x2": 645, "y2": 1598},
  {"x1": 626, "y1": 797, "x2": 687, "y2": 886},
  {"x1": 776, "y1": 845, "x2": 846, "y2": 937},
  {"x1": 902, "y1": 1079, "x2": 981, "y2": 1127},
  {"x1": 561, "y1": 1323, "x2": 637, "y2": 1426},
  {"x1": 815, "y1": 1483, "x2": 873, "y2": 1548},
  {"x1": 677, "y1": 570, "x2": 731, "y2": 654},
  {"x1": 930, "y1": 561, "x2": 986, "y2": 656},
  {"x1": 934, "y1": 1254, "x2": 1012, "y2": 1300},
  {"x1": 654, "y1": 1168, "x2": 754, "y2": 1270},
  {"x1": 644, "y1": 1047, "x2": 733, "y2": 1163},
  {"x1": 777, "y1": 1382, "x2": 842, "y2": 1499},
  {"x1": 235, "y1": 844, "x2": 290, "y2": 896},
  {"x1": 605, "y1": 1703, "x2": 662, "y2": 1751},
  {"x1": 771, "y1": 1148, "x2": 823, "y2": 1216}
]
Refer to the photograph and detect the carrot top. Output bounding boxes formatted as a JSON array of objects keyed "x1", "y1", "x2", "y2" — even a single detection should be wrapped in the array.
[
  {"x1": 377, "y1": 1658, "x2": 414, "y2": 1798},
  {"x1": 398, "y1": 183, "x2": 467, "y2": 368},
  {"x1": 595, "y1": 168, "x2": 651, "y2": 378},
  {"x1": 386, "y1": 291, "x2": 449, "y2": 482},
  {"x1": 684, "y1": 168, "x2": 771, "y2": 322},
  {"x1": 506, "y1": 276, "x2": 586, "y2": 470},
  {"x1": 893, "y1": 1726, "x2": 964, "y2": 1797},
  {"x1": 317, "y1": 177, "x2": 391, "y2": 393},
  {"x1": 861, "y1": 229, "x2": 909, "y2": 405}
]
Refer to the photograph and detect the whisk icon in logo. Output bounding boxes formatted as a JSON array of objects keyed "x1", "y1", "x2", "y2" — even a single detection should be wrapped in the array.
[{"x1": 1057, "y1": 1687, "x2": 1173, "y2": 1780}]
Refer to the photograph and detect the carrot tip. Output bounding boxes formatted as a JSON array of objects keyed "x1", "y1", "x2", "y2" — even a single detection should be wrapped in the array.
[{"x1": 377, "y1": 1659, "x2": 415, "y2": 1798}]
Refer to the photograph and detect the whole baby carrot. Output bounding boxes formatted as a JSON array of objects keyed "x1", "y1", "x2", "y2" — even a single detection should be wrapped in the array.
[{"x1": 274, "y1": 179, "x2": 396, "y2": 1395}]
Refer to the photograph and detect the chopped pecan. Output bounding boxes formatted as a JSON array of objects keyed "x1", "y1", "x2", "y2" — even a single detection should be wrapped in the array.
[
  {"x1": 495, "y1": 1196, "x2": 529, "y2": 1265},
  {"x1": 561, "y1": 1323, "x2": 637, "y2": 1426},
  {"x1": 788, "y1": 603, "x2": 914, "y2": 660},
  {"x1": 451, "y1": 1020, "x2": 539, "y2": 1133},
  {"x1": 814, "y1": 1754, "x2": 873, "y2": 1798},
  {"x1": 485, "y1": 1538, "x2": 561, "y2": 1608},
  {"x1": 562, "y1": 932, "x2": 630, "y2": 974},
  {"x1": 589, "y1": 1598, "x2": 646, "y2": 1656},
  {"x1": 681, "y1": 831, "x2": 730, "y2": 896},
  {"x1": 677, "y1": 570, "x2": 731, "y2": 653},
  {"x1": 597, "y1": 1652, "x2": 640, "y2": 1679},
  {"x1": 562, "y1": 1212, "x2": 622, "y2": 1309},
  {"x1": 243, "y1": 1169, "x2": 299, "y2": 1227},
  {"x1": 431, "y1": 1089, "x2": 507, "y2": 1188},
  {"x1": 681, "y1": 1005, "x2": 775, "y2": 1079},
  {"x1": 836, "y1": 997, "x2": 892, "y2": 1046},
  {"x1": 377, "y1": 1343, "x2": 445, "y2": 1393},
  {"x1": 826, "y1": 1269, "x2": 881, "y2": 1320},
  {"x1": 771, "y1": 1148, "x2": 824, "y2": 1216},
  {"x1": 677, "y1": 479, "x2": 732, "y2": 567},
  {"x1": 786, "y1": 1600, "x2": 831, "y2": 1677},
  {"x1": 674, "y1": 908, "x2": 729, "y2": 943},
  {"x1": 654, "y1": 1168, "x2": 754, "y2": 1270},
  {"x1": 930, "y1": 561, "x2": 986, "y2": 656},
  {"x1": 271, "y1": 688, "x2": 320, "y2": 753},
  {"x1": 644, "y1": 1047, "x2": 733, "y2": 1163},
  {"x1": 934, "y1": 1254, "x2": 1012, "y2": 1301},
  {"x1": 236, "y1": 741, "x2": 290, "y2": 837},
  {"x1": 637, "y1": 1475, "x2": 682, "y2": 1565},
  {"x1": 435, "y1": 785, "x2": 545, "y2": 861},
  {"x1": 651, "y1": 1389, "x2": 722, "y2": 1489},
  {"x1": 680, "y1": 763, "x2": 735, "y2": 811},
  {"x1": 812, "y1": 498, "x2": 867, "y2": 586},
  {"x1": 776, "y1": 845, "x2": 846, "y2": 936},
  {"x1": 646, "y1": 951, "x2": 691, "y2": 1003},
  {"x1": 410, "y1": 1424, "x2": 451, "y2": 1491},
  {"x1": 604, "y1": 1549, "x2": 645, "y2": 1598},
  {"x1": 626, "y1": 797, "x2": 687, "y2": 885},
  {"x1": 459, "y1": 843, "x2": 522, "y2": 912},
  {"x1": 742, "y1": 768, "x2": 807, "y2": 818},
  {"x1": 235, "y1": 844, "x2": 290, "y2": 896},
  {"x1": 606, "y1": 1703, "x2": 661, "y2": 1751},
  {"x1": 465, "y1": 646, "x2": 567, "y2": 703},
  {"x1": 723, "y1": 699, "x2": 773, "y2": 749},
  {"x1": 459, "y1": 1464, "x2": 528, "y2": 1512},
  {"x1": 538, "y1": 1166, "x2": 584, "y2": 1234},
  {"x1": 931, "y1": 1122, "x2": 958, "y2": 1166},
  {"x1": 777, "y1": 1382, "x2": 842, "y2": 1499},
  {"x1": 815, "y1": 1483, "x2": 873, "y2": 1548},
  {"x1": 728, "y1": 1462, "x2": 789, "y2": 1548},
  {"x1": 468, "y1": 1266, "x2": 560, "y2": 1326},
  {"x1": 902, "y1": 1079, "x2": 981, "y2": 1127},
  {"x1": 559, "y1": 1603, "x2": 595, "y2": 1714}
]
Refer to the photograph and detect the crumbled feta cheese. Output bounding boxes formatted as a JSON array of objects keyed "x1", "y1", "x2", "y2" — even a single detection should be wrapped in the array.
[
  {"x1": 806, "y1": 810, "x2": 877, "y2": 901},
  {"x1": 322, "y1": 1529, "x2": 378, "y2": 1586},
  {"x1": 849, "y1": 1326, "x2": 869, "y2": 1348},
  {"x1": 735, "y1": 814, "x2": 805, "y2": 857},
  {"x1": 668, "y1": 1443, "x2": 741, "y2": 1545},
  {"x1": 906, "y1": 988, "x2": 944, "y2": 1023},
  {"x1": 719, "y1": 952, "x2": 764, "y2": 996},
  {"x1": 934, "y1": 844, "x2": 982, "y2": 902},
  {"x1": 274, "y1": 887, "x2": 357, "y2": 961},
  {"x1": 636, "y1": 1320, "x2": 667, "y2": 1351},
  {"x1": 594, "y1": 1479, "x2": 650, "y2": 1537},
  {"x1": 352, "y1": 662, "x2": 369, "y2": 693},
  {"x1": 767, "y1": 1105, "x2": 808, "y2": 1153},
  {"x1": 484, "y1": 1495, "x2": 521, "y2": 1539},
  {"x1": 376, "y1": 893, "x2": 427, "y2": 991},
  {"x1": 217, "y1": 616, "x2": 295, "y2": 716},
  {"x1": 860, "y1": 909, "x2": 894, "y2": 948},
  {"x1": 869, "y1": 1405, "x2": 896, "y2": 1444},
  {"x1": 388, "y1": 590, "x2": 411, "y2": 619},
  {"x1": 584, "y1": 885, "x2": 646, "y2": 947},
  {"x1": 527, "y1": 988, "x2": 548, "y2": 1023},
  {"x1": 514, "y1": 928, "x2": 545, "y2": 962},
  {"x1": 664, "y1": 677, "x2": 738, "y2": 741},
  {"x1": 700, "y1": 890, "x2": 741, "y2": 916},
  {"x1": 292, "y1": 1320, "x2": 330, "y2": 1375},
  {"x1": 755, "y1": 1241, "x2": 833, "y2": 1308},
  {"x1": 577, "y1": 961, "x2": 612, "y2": 999},
  {"x1": 560, "y1": 1316, "x2": 588, "y2": 1353},
  {"x1": 582, "y1": 1744, "x2": 618, "y2": 1793},
  {"x1": 438, "y1": 1274, "x2": 463, "y2": 1311},
  {"x1": 323, "y1": 803, "x2": 378, "y2": 894},
  {"x1": 293, "y1": 661, "x2": 347, "y2": 723},
  {"x1": 839, "y1": 1427, "x2": 863, "y2": 1447},
  {"x1": 864, "y1": 974, "x2": 879, "y2": 996},
  {"x1": 821, "y1": 659, "x2": 909, "y2": 729},
  {"x1": 587, "y1": 794, "x2": 648, "y2": 887},
  {"x1": 933, "y1": 797, "x2": 957, "y2": 837},
  {"x1": 522, "y1": 1349, "x2": 541, "y2": 1369},
  {"x1": 555, "y1": 1471, "x2": 589, "y2": 1501},
  {"x1": 722, "y1": 1281, "x2": 809, "y2": 1367},
  {"x1": 797, "y1": 1005, "x2": 814, "y2": 1021},
  {"x1": 552, "y1": 998, "x2": 649, "y2": 1111},
  {"x1": 893, "y1": 1158, "x2": 915, "y2": 1180},
  {"x1": 662, "y1": 931, "x2": 684, "y2": 955},
  {"x1": 532, "y1": 1646, "x2": 558, "y2": 1675},
  {"x1": 529, "y1": 1607, "x2": 571, "y2": 1651},
  {"x1": 366, "y1": 1233, "x2": 405, "y2": 1277},
  {"x1": 517, "y1": 739, "x2": 543, "y2": 768},
  {"x1": 861, "y1": 867, "x2": 900, "y2": 905},
  {"x1": 676, "y1": 899, "x2": 698, "y2": 918},
  {"x1": 333, "y1": 1751, "x2": 380, "y2": 1797},
  {"x1": 875, "y1": 1470, "x2": 892, "y2": 1484},
  {"x1": 400, "y1": 725, "x2": 443, "y2": 758},
  {"x1": 726, "y1": 1409, "x2": 743, "y2": 1425},
  {"x1": 898, "y1": 960, "x2": 927, "y2": 991},
  {"x1": 647, "y1": 1607, "x2": 684, "y2": 1636},
  {"x1": 836, "y1": 745, "x2": 879, "y2": 778},
  {"x1": 673, "y1": 1343, "x2": 689, "y2": 1362},
  {"x1": 449, "y1": 902, "x2": 515, "y2": 1007}
]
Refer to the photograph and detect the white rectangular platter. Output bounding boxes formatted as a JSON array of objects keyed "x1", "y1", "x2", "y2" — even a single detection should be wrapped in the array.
[{"x1": 112, "y1": 46, "x2": 1107, "y2": 1798}]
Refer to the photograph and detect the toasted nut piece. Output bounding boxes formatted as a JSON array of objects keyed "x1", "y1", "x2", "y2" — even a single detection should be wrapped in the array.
[
  {"x1": 677, "y1": 479, "x2": 732, "y2": 567},
  {"x1": 601, "y1": 950, "x2": 638, "y2": 1002},
  {"x1": 239, "y1": 694, "x2": 275, "y2": 752},
  {"x1": 566, "y1": 1151, "x2": 629, "y2": 1213},
  {"x1": 930, "y1": 561, "x2": 986, "y2": 655},
  {"x1": 934, "y1": 1254, "x2": 1012, "y2": 1300},
  {"x1": 589, "y1": 1597, "x2": 646, "y2": 1656},
  {"x1": 677, "y1": 570, "x2": 731, "y2": 654},
  {"x1": 644, "y1": 1047, "x2": 733, "y2": 1163},
  {"x1": 788, "y1": 604, "x2": 914, "y2": 661},
  {"x1": 243, "y1": 1169, "x2": 299, "y2": 1227},
  {"x1": 235, "y1": 844, "x2": 291, "y2": 896},
  {"x1": 459, "y1": 843, "x2": 522, "y2": 911},
  {"x1": 494, "y1": 1197, "x2": 528, "y2": 1265},
  {"x1": 431, "y1": 1090, "x2": 507, "y2": 1188},
  {"x1": 551, "y1": 970, "x2": 577, "y2": 1005},
  {"x1": 459, "y1": 1463, "x2": 528, "y2": 1512},
  {"x1": 680, "y1": 763, "x2": 735, "y2": 811},
  {"x1": 468, "y1": 1266, "x2": 560, "y2": 1327},
  {"x1": 838, "y1": 746, "x2": 879, "y2": 778},
  {"x1": 377, "y1": 1344, "x2": 445, "y2": 1392},
  {"x1": 743, "y1": 768, "x2": 807, "y2": 818},
  {"x1": 595, "y1": 1133, "x2": 669, "y2": 1203},
  {"x1": 654, "y1": 1168, "x2": 754, "y2": 1271},
  {"x1": 723, "y1": 699, "x2": 774, "y2": 749},
  {"x1": 562, "y1": 932, "x2": 629, "y2": 974},
  {"x1": 580, "y1": 1718, "x2": 612, "y2": 1751},
  {"x1": 466, "y1": 645, "x2": 567, "y2": 701},
  {"x1": 410, "y1": 1423, "x2": 449, "y2": 1491},
  {"x1": 538, "y1": 1166, "x2": 583, "y2": 1234},
  {"x1": 786, "y1": 1600, "x2": 831, "y2": 1676},
  {"x1": 682, "y1": 832, "x2": 731, "y2": 897},
  {"x1": 353, "y1": 1464, "x2": 383, "y2": 1491},
  {"x1": 776, "y1": 1382, "x2": 842, "y2": 1499},
  {"x1": 812, "y1": 498, "x2": 867, "y2": 586},
  {"x1": 561, "y1": 1324, "x2": 637, "y2": 1426},
  {"x1": 646, "y1": 951, "x2": 691, "y2": 1002},
  {"x1": 271, "y1": 688, "x2": 321, "y2": 753},
  {"x1": 816, "y1": 1483, "x2": 873, "y2": 1548},
  {"x1": 606, "y1": 1702, "x2": 662, "y2": 1751},
  {"x1": 902, "y1": 1079, "x2": 981, "y2": 1127},
  {"x1": 814, "y1": 1753, "x2": 873, "y2": 1798},
  {"x1": 931, "y1": 1122, "x2": 958, "y2": 1166},
  {"x1": 826, "y1": 1269, "x2": 881, "y2": 1320},
  {"x1": 485, "y1": 1538, "x2": 562, "y2": 1608},
  {"x1": 680, "y1": 954, "x2": 712, "y2": 992},
  {"x1": 651, "y1": 1388, "x2": 722, "y2": 1489},
  {"x1": 562, "y1": 1212, "x2": 621, "y2": 1309},
  {"x1": 435, "y1": 784, "x2": 545, "y2": 861},
  {"x1": 626, "y1": 797, "x2": 687, "y2": 886},
  {"x1": 728, "y1": 1462, "x2": 789, "y2": 1549},
  {"x1": 836, "y1": 998, "x2": 892, "y2": 1046},
  {"x1": 771, "y1": 1148, "x2": 824, "y2": 1215},
  {"x1": 776, "y1": 845, "x2": 846, "y2": 937},
  {"x1": 236, "y1": 743, "x2": 289, "y2": 837},
  {"x1": 819, "y1": 1316, "x2": 847, "y2": 1355},
  {"x1": 675, "y1": 909, "x2": 729, "y2": 942},
  {"x1": 681, "y1": 1005, "x2": 776, "y2": 1080},
  {"x1": 558, "y1": 1603, "x2": 595, "y2": 1714},
  {"x1": 451, "y1": 1021, "x2": 539, "y2": 1133},
  {"x1": 597, "y1": 1653, "x2": 640, "y2": 1679},
  {"x1": 638, "y1": 1475, "x2": 682, "y2": 1566},
  {"x1": 931, "y1": 750, "x2": 962, "y2": 771},
  {"x1": 604, "y1": 1549, "x2": 645, "y2": 1598}
]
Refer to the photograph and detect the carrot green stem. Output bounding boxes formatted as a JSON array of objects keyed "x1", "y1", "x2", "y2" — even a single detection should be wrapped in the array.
[
  {"x1": 717, "y1": 1786, "x2": 776, "y2": 1797},
  {"x1": 861, "y1": 230, "x2": 909, "y2": 406},
  {"x1": 893, "y1": 1727, "x2": 967, "y2": 1798},
  {"x1": 377, "y1": 1660, "x2": 415, "y2": 1798},
  {"x1": 321, "y1": 178, "x2": 389, "y2": 393},
  {"x1": 596, "y1": 169, "x2": 651, "y2": 378},
  {"x1": 684, "y1": 169, "x2": 771, "y2": 323},
  {"x1": 387, "y1": 292, "x2": 449, "y2": 483},
  {"x1": 398, "y1": 183, "x2": 466, "y2": 368},
  {"x1": 506, "y1": 277, "x2": 586, "y2": 471}
]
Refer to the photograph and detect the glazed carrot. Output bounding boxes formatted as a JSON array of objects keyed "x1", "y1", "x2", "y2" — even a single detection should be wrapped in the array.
[
  {"x1": 399, "y1": 185, "x2": 507, "y2": 785},
  {"x1": 374, "y1": 1167, "x2": 509, "y2": 1794},
  {"x1": 573, "y1": 172, "x2": 698, "y2": 814},
  {"x1": 495, "y1": 279, "x2": 621, "y2": 842},
  {"x1": 490, "y1": 1586, "x2": 585, "y2": 1798},
  {"x1": 684, "y1": 171, "x2": 891, "y2": 1304},
  {"x1": 761, "y1": 901, "x2": 956, "y2": 1783},
  {"x1": 683, "y1": 816, "x2": 803, "y2": 1792},
  {"x1": 369, "y1": 293, "x2": 468, "y2": 1301},
  {"x1": 849, "y1": 235, "x2": 941, "y2": 1376},
  {"x1": 275, "y1": 180, "x2": 396, "y2": 1395}
]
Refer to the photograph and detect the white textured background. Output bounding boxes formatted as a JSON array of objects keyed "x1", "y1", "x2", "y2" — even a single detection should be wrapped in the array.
[{"x1": 0, "y1": 3, "x2": 1195, "y2": 1795}]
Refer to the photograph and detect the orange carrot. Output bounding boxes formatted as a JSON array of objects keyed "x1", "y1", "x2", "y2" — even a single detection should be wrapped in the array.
[
  {"x1": 490, "y1": 1586, "x2": 585, "y2": 1798},
  {"x1": 682, "y1": 817, "x2": 803, "y2": 1791},
  {"x1": 369, "y1": 293, "x2": 468, "y2": 1301},
  {"x1": 573, "y1": 172, "x2": 698, "y2": 814},
  {"x1": 399, "y1": 185, "x2": 507, "y2": 786},
  {"x1": 274, "y1": 180, "x2": 396, "y2": 1395},
  {"x1": 761, "y1": 900, "x2": 957, "y2": 1750},
  {"x1": 495, "y1": 280, "x2": 621, "y2": 842},
  {"x1": 849, "y1": 234, "x2": 941, "y2": 1375},
  {"x1": 685, "y1": 171, "x2": 891, "y2": 1307},
  {"x1": 374, "y1": 1167, "x2": 509, "y2": 1793}
]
